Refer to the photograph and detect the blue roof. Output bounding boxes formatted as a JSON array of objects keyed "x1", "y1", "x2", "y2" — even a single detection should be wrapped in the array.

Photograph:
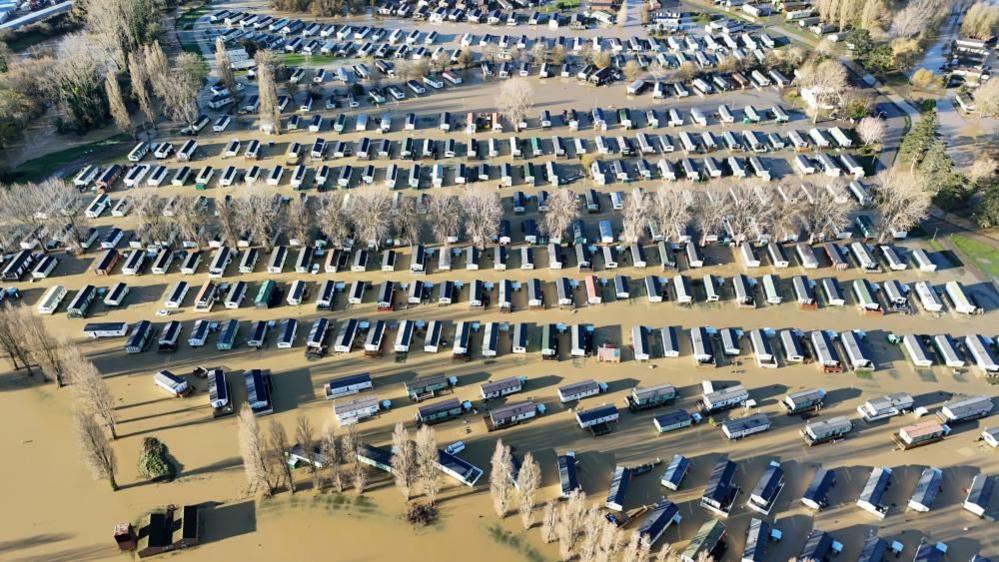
[
  {"x1": 327, "y1": 372, "x2": 372, "y2": 390},
  {"x1": 856, "y1": 536, "x2": 887, "y2": 562},
  {"x1": 577, "y1": 405, "x2": 618, "y2": 424},
  {"x1": 742, "y1": 519, "x2": 771, "y2": 561},
  {"x1": 654, "y1": 409, "x2": 692, "y2": 428},
  {"x1": 358, "y1": 443, "x2": 393, "y2": 471},
  {"x1": 800, "y1": 530, "x2": 834, "y2": 560},
  {"x1": 803, "y1": 468, "x2": 835, "y2": 507},
  {"x1": 637, "y1": 499, "x2": 679, "y2": 542},
  {"x1": 704, "y1": 458, "x2": 737, "y2": 504},
  {"x1": 437, "y1": 449, "x2": 483, "y2": 486},
  {"x1": 751, "y1": 463, "x2": 784, "y2": 503}
]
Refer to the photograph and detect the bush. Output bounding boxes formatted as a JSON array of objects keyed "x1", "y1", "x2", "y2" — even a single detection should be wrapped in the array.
[
  {"x1": 406, "y1": 502, "x2": 438, "y2": 526},
  {"x1": 975, "y1": 182, "x2": 999, "y2": 228},
  {"x1": 138, "y1": 437, "x2": 175, "y2": 481}
]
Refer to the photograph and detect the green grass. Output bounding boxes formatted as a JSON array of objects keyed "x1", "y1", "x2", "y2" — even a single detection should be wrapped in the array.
[
  {"x1": 949, "y1": 234, "x2": 999, "y2": 279},
  {"x1": 176, "y1": 2, "x2": 213, "y2": 31},
  {"x1": 282, "y1": 54, "x2": 338, "y2": 66},
  {"x1": 10, "y1": 133, "x2": 131, "y2": 183}
]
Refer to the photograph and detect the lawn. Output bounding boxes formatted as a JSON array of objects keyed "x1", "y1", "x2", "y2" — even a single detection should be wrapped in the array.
[
  {"x1": 176, "y1": 2, "x2": 213, "y2": 31},
  {"x1": 10, "y1": 134, "x2": 131, "y2": 183},
  {"x1": 949, "y1": 234, "x2": 999, "y2": 279},
  {"x1": 282, "y1": 53, "x2": 338, "y2": 66}
]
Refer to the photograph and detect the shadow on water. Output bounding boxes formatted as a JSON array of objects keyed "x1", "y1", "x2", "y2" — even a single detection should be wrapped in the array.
[{"x1": 486, "y1": 523, "x2": 549, "y2": 562}]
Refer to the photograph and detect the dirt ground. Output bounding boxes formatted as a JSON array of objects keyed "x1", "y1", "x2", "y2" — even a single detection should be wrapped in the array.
[{"x1": 2, "y1": 3, "x2": 999, "y2": 562}]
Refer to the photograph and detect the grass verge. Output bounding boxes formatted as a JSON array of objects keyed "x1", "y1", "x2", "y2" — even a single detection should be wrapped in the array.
[
  {"x1": 282, "y1": 53, "x2": 338, "y2": 66},
  {"x1": 10, "y1": 133, "x2": 131, "y2": 183},
  {"x1": 949, "y1": 234, "x2": 999, "y2": 279}
]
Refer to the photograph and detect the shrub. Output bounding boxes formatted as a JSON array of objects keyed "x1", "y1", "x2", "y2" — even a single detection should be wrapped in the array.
[
  {"x1": 138, "y1": 437, "x2": 175, "y2": 481},
  {"x1": 406, "y1": 502, "x2": 438, "y2": 526}
]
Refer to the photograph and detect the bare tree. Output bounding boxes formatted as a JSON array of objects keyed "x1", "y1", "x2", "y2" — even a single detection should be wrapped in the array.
[
  {"x1": 105, "y1": 72, "x2": 134, "y2": 137},
  {"x1": 653, "y1": 185, "x2": 694, "y2": 242},
  {"x1": 74, "y1": 409, "x2": 118, "y2": 490},
  {"x1": 79, "y1": 0, "x2": 162, "y2": 68},
  {"x1": 237, "y1": 403, "x2": 275, "y2": 496},
  {"x1": 391, "y1": 422, "x2": 418, "y2": 501},
  {"x1": 392, "y1": 196, "x2": 423, "y2": 246},
  {"x1": 621, "y1": 190, "x2": 649, "y2": 243},
  {"x1": 415, "y1": 424, "x2": 440, "y2": 505},
  {"x1": 692, "y1": 187, "x2": 730, "y2": 246},
  {"x1": 215, "y1": 192, "x2": 244, "y2": 247},
  {"x1": 350, "y1": 188, "x2": 393, "y2": 248},
  {"x1": 319, "y1": 423, "x2": 344, "y2": 492},
  {"x1": 256, "y1": 51, "x2": 281, "y2": 134},
  {"x1": 516, "y1": 452, "x2": 541, "y2": 529},
  {"x1": 426, "y1": 193, "x2": 462, "y2": 247},
  {"x1": 798, "y1": 183, "x2": 854, "y2": 242},
  {"x1": 541, "y1": 189, "x2": 579, "y2": 243},
  {"x1": 128, "y1": 52, "x2": 156, "y2": 129},
  {"x1": 857, "y1": 116, "x2": 886, "y2": 146},
  {"x1": 64, "y1": 345, "x2": 117, "y2": 439},
  {"x1": 677, "y1": 61, "x2": 698, "y2": 81},
  {"x1": 489, "y1": 439, "x2": 514, "y2": 517},
  {"x1": 890, "y1": 0, "x2": 948, "y2": 38},
  {"x1": 874, "y1": 168, "x2": 932, "y2": 242},
  {"x1": 557, "y1": 490, "x2": 587, "y2": 560},
  {"x1": 541, "y1": 501, "x2": 559, "y2": 543},
  {"x1": 268, "y1": 420, "x2": 295, "y2": 494},
  {"x1": 286, "y1": 195, "x2": 316, "y2": 246},
  {"x1": 143, "y1": 41, "x2": 171, "y2": 101},
  {"x1": 171, "y1": 197, "x2": 210, "y2": 248},
  {"x1": 344, "y1": 424, "x2": 368, "y2": 494},
  {"x1": 215, "y1": 36, "x2": 236, "y2": 95},
  {"x1": 795, "y1": 60, "x2": 849, "y2": 123},
  {"x1": 21, "y1": 312, "x2": 67, "y2": 385},
  {"x1": 623, "y1": 60, "x2": 642, "y2": 82},
  {"x1": 577, "y1": 507, "x2": 603, "y2": 562},
  {"x1": 165, "y1": 52, "x2": 206, "y2": 129},
  {"x1": 238, "y1": 188, "x2": 284, "y2": 250},
  {"x1": 597, "y1": 516, "x2": 625, "y2": 561},
  {"x1": 654, "y1": 543, "x2": 673, "y2": 562},
  {"x1": 461, "y1": 188, "x2": 502, "y2": 249},
  {"x1": 0, "y1": 304, "x2": 34, "y2": 375},
  {"x1": 496, "y1": 77, "x2": 534, "y2": 131},
  {"x1": 976, "y1": 77, "x2": 999, "y2": 118},
  {"x1": 295, "y1": 415, "x2": 319, "y2": 490},
  {"x1": 962, "y1": 2, "x2": 999, "y2": 39},
  {"x1": 969, "y1": 156, "x2": 998, "y2": 185},
  {"x1": 317, "y1": 192, "x2": 352, "y2": 247}
]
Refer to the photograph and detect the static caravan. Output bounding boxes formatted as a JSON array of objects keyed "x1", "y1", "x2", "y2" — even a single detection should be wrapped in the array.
[
  {"x1": 527, "y1": 279, "x2": 543, "y2": 308},
  {"x1": 125, "y1": 320, "x2": 153, "y2": 354},
  {"x1": 749, "y1": 329, "x2": 776, "y2": 368},
  {"x1": 437, "y1": 280, "x2": 455, "y2": 305},
  {"x1": 911, "y1": 248, "x2": 936, "y2": 272},
  {"x1": 782, "y1": 389, "x2": 826, "y2": 414},
  {"x1": 938, "y1": 395, "x2": 993, "y2": 424},
  {"x1": 570, "y1": 324, "x2": 592, "y2": 357},
  {"x1": 364, "y1": 320, "x2": 386, "y2": 356},
  {"x1": 323, "y1": 372, "x2": 373, "y2": 401},
  {"x1": 424, "y1": 321, "x2": 443, "y2": 353},
  {"x1": 179, "y1": 251, "x2": 201, "y2": 275},
  {"x1": 700, "y1": 457, "x2": 739, "y2": 517},
  {"x1": 631, "y1": 326, "x2": 652, "y2": 361},
  {"x1": 851, "y1": 242, "x2": 878, "y2": 272},
  {"x1": 908, "y1": 467, "x2": 944, "y2": 512},
  {"x1": 277, "y1": 319, "x2": 298, "y2": 349},
  {"x1": 810, "y1": 330, "x2": 841, "y2": 371},
  {"x1": 762, "y1": 275, "x2": 781, "y2": 305},
  {"x1": 121, "y1": 250, "x2": 146, "y2": 276},
  {"x1": 802, "y1": 416, "x2": 853, "y2": 446},
  {"x1": 287, "y1": 279, "x2": 308, "y2": 306},
  {"x1": 964, "y1": 474, "x2": 995, "y2": 517},
  {"x1": 880, "y1": 245, "x2": 907, "y2": 271},
  {"x1": 739, "y1": 242, "x2": 760, "y2": 268},
  {"x1": 965, "y1": 335, "x2": 999, "y2": 376},
  {"x1": 690, "y1": 327, "x2": 714, "y2": 365},
  {"x1": 852, "y1": 279, "x2": 881, "y2": 313},
  {"x1": 659, "y1": 326, "x2": 680, "y2": 358},
  {"x1": 645, "y1": 275, "x2": 663, "y2": 303},
  {"x1": 820, "y1": 277, "x2": 845, "y2": 306},
  {"x1": 347, "y1": 281, "x2": 366, "y2": 305},
  {"x1": 858, "y1": 393, "x2": 915, "y2": 422},
  {"x1": 67, "y1": 285, "x2": 97, "y2": 318},
  {"x1": 334, "y1": 318, "x2": 359, "y2": 353},
  {"x1": 720, "y1": 328, "x2": 740, "y2": 356},
  {"x1": 246, "y1": 320, "x2": 270, "y2": 349},
  {"x1": 792, "y1": 275, "x2": 815, "y2": 307},
  {"x1": 841, "y1": 330, "x2": 873, "y2": 370},
  {"x1": 674, "y1": 275, "x2": 693, "y2": 304},
  {"x1": 157, "y1": 321, "x2": 182, "y2": 353},
  {"x1": 224, "y1": 280, "x2": 247, "y2": 309},
  {"x1": 208, "y1": 247, "x2": 232, "y2": 278},
  {"x1": 38, "y1": 285, "x2": 67, "y2": 315},
  {"x1": 154, "y1": 370, "x2": 189, "y2": 397},
  {"x1": 945, "y1": 281, "x2": 982, "y2": 315},
  {"x1": 164, "y1": 281, "x2": 189, "y2": 309},
  {"x1": 801, "y1": 468, "x2": 836, "y2": 509},
  {"x1": 452, "y1": 321, "x2": 471, "y2": 358},
  {"x1": 747, "y1": 461, "x2": 785, "y2": 514},
  {"x1": 823, "y1": 243, "x2": 848, "y2": 270},
  {"x1": 795, "y1": 243, "x2": 819, "y2": 269},
  {"x1": 883, "y1": 279, "x2": 908, "y2": 309},
  {"x1": 244, "y1": 369, "x2": 273, "y2": 416},
  {"x1": 856, "y1": 466, "x2": 892, "y2": 519},
  {"x1": 660, "y1": 454, "x2": 690, "y2": 491},
  {"x1": 216, "y1": 319, "x2": 239, "y2": 351},
  {"x1": 481, "y1": 322, "x2": 499, "y2": 358},
  {"x1": 31, "y1": 255, "x2": 58, "y2": 280}
]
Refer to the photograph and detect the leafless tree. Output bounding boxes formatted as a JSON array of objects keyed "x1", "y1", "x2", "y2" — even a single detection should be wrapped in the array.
[
  {"x1": 874, "y1": 168, "x2": 932, "y2": 242},
  {"x1": 677, "y1": 61, "x2": 698, "y2": 81},
  {"x1": 350, "y1": 188, "x2": 393, "y2": 248},
  {"x1": 105, "y1": 72, "x2": 134, "y2": 137},
  {"x1": 890, "y1": 0, "x2": 948, "y2": 38},
  {"x1": 129, "y1": 190, "x2": 173, "y2": 246},
  {"x1": 286, "y1": 195, "x2": 316, "y2": 246},
  {"x1": 391, "y1": 422, "x2": 418, "y2": 501},
  {"x1": 516, "y1": 452, "x2": 541, "y2": 529},
  {"x1": 127, "y1": 52, "x2": 156, "y2": 129},
  {"x1": 795, "y1": 60, "x2": 849, "y2": 123},
  {"x1": 976, "y1": 77, "x2": 999, "y2": 118},
  {"x1": 143, "y1": 41, "x2": 171, "y2": 101},
  {"x1": 426, "y1": 193, "x2": 462, "y2": 247},
  {"x1": 0, "y1": 304, "x2": 35, "y2": 376},
  {"x1": 161, "y1": 52, "x2": 206, "y2": 129},
  {"x1": 74, "y1": 409, "x2": 118, "y2": 490},
  {"x1": 962, "y1": 2, "x2": 999, "y2": 39},
  {"x1": 577, "y1": 507, "x2": 603, "y2": 562},
  {"x1": 541, "y1": 501, "x2": 559, "y2": 543},
  {"x1": 597, "y1": 516, "x2": 625, "y2": 561},
  {"x1": 692, "y1": 187, "x2": 730, "y2": 246},
  {"x1": 342, "y1": 424, "x2": 367, "y2": 494},
  {"x1": 238, "y1": 188, "x2": 284, "y2": 249},
  {"x1": 620, "y1": 531, "x2": 646, "y2": 562},
  {"x1": 295, "y1": 415, "x2": 319, "y2": 490},
  {"x1": 215, "y1": 36, "x2": 236, "y2": 95},
  {"x1": 621, "y1": 190, "x2": 650, "y2": 243},
  {"x1": 79, "y1": 0, "x2": 161, "y2": 68},
  {"x1": 857, "y1": 116, "x2": 887, "y2": 146},
  {"x1": 654, "y1": 543, "x2": 674, "y2": 562},
  {"x1": 623, "y1": 60, "x2": 642, "y2": 82},
  {"x1": 317, "y1": 192, "x2": 352, "y2": 247},
  {"x1": 268, "y1": 420, "x2": 295, "y2": 494},
  {"x1": 541, "y1": 189, "x2": 579, "y2": 243},
  {"x1": 489, "y1": 439, "x2": 514, "y2": 517},
  {"x1": 653, "y1": 185, "x2": 694, "y2": 242},
  {"x1": 969, "y1": 156, "x2": 998, "y2": 185},
  {"x1": 63, "y1": 345, "x2": 117, "y2": 439},
  {"x1": 22, "y1": 312, "x2": 68, "y2": 385},
  {"x1": 461, "y1": 188, "x2": 502, "y2": 249},
  {"x1": 237, "y1": 403, "x2": 275, "y2": 496},
  {"x1": 557, "y1": 490, "x2": 587, "y2": 560},
  {"x1": 319, "y1": 423, "x2": 344, "y2": 492},
  {"x1": 392, "y1": 196, "x2": 423, "y2": 246},
  {"x1": 415, "y1": 424, "x2": 440, "y2": 505},
  {"x1": 496, "y1": 77, "x2": 534, "y2": 131},
  {"x1": 256, "y1": 51, "x2": 282, "y2": 134},
  {"x1": 798, "y1": 183, "x2": 854, "y2": 242},
  {"x1": 214, "y1": 192, "x2": 244, "y2": 248},
  {"x1": 171, "y1": 197, "x2": 210, "y2": 248}
]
